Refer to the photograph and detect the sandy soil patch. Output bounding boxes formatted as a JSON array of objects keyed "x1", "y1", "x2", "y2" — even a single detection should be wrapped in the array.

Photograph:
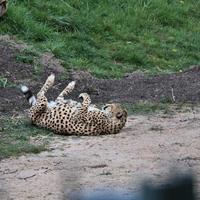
[{"x1": 1, "y1": 110, "x2": 200, "y2": 199}]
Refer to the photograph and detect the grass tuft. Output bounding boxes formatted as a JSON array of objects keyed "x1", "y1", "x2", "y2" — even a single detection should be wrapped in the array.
[
  {"x1": 0, "y1": 117, "x2": 52, "y2": 159},
  {"x1": 125, "y1": 101, "x2": 171, "y2": 115},
  {"x1": 0, "y1": 76, "x2": 8, "y2": 88},
  {"x1": 0, "y1": 76, "x2": 16, "y2": 88}
]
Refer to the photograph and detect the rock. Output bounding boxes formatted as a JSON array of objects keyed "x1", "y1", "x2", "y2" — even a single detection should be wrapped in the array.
[
  {"x1": 0, "y1": 0, "x2": 7, "y2": 18},
  {"x1": 17, "y1": 170, "x2": 36, "y2": 180}
]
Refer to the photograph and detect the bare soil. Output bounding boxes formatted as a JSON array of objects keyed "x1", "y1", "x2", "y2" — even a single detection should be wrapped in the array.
[
  {"x1": 1, "y1": 38, "x2": 200, "y2": 115},
  {"x1": 1, "y1": 111, "x2": 200, "y2": 199},
  {"x1": 1, "y1": 37, "x2": 200, "y2": 199}
]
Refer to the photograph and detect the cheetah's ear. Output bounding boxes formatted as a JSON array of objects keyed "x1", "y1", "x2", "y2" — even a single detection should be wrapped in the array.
[
  {"x1": 78, "y1": 93, "x2": 84, "y2": 100},
  {"x1": 116, "y1": 112, "x2": 123, "y2": 119}
]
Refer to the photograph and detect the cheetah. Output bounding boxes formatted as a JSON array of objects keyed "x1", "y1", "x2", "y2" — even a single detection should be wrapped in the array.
[
  {"x1": 0, "y1": 0, "x2": 7, "y2": 17},
  {"x1": 21, "y1": 74, "x2": 127, "y2": 135}
]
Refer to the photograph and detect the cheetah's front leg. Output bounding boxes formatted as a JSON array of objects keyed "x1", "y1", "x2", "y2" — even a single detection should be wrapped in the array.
[
  {"x1": 72, "y1": 93, "x2": 91, "y2": 123},
  {"x1": 78, "y1": 93, "x2": 91, "y2": 113}
]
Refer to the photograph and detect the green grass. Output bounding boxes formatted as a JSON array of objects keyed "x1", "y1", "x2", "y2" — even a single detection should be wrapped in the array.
[
  {"x1": 0, "y1": 0, "x2": 200, "y2": 78},
  {"x1": 0, "y1": 76, "x2": 16, "y2": 88},
  {"x1": 125, "y1": 101, "x2": 197, "y2": 115},
  {"x1": 15, "y1": 48, "x2": 39, "y2": 65},
  {"x1": 125, "y1": 101, "x2": 171, "y2": 115},
  {"x1": 0, "y1": 76, "x2": 8, "y2": 87},
  {"x1": 0, "y1": 117, "x2": 52, "y2": 159}
]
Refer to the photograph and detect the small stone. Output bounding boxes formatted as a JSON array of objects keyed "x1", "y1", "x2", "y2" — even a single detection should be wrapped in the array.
[{"x1": 17, "y1": 170, "x2": 36, "y2": 179}]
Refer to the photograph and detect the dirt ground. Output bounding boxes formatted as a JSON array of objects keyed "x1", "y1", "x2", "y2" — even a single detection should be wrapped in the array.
[
  {"x1": 1, "y1": 110, "x2": 200, "y2": 199},
  {"x1": 1, "y1": 37, "x2": 200, "y2": 199},
  {"x1": 2, "y1": 37, "x2": 200, "y2": 115}
]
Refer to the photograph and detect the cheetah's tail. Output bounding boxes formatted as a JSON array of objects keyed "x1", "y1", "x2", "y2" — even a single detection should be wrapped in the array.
[{"x1": 20, "y1": 85, "x2": 37, "y2": 106}]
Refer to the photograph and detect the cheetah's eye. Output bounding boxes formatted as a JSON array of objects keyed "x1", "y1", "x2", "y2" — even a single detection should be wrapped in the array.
[{"x1": 116, "y1": 112, "x2": 123, "y2": 119}]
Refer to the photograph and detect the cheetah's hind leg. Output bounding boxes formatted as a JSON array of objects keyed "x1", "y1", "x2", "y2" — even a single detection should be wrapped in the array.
[
  {"x1": 55, "y1": 81, "x2": 76, "y2": 103},
  {"x1": 37, "y1": 74, "x2": 55, "y2": 98},
  {"x1": 29, "y1": 91, "x2": 48, "y2": 121}
]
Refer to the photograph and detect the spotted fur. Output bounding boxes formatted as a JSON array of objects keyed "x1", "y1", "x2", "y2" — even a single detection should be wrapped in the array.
[{"x1": 21, "y1": 74, "x2": 127, "y2": 135}]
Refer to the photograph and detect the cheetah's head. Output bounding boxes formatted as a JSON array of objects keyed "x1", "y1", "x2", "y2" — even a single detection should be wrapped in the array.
[{"x1": 102, "y1": 103, "x2": 127, "y2": 121}]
